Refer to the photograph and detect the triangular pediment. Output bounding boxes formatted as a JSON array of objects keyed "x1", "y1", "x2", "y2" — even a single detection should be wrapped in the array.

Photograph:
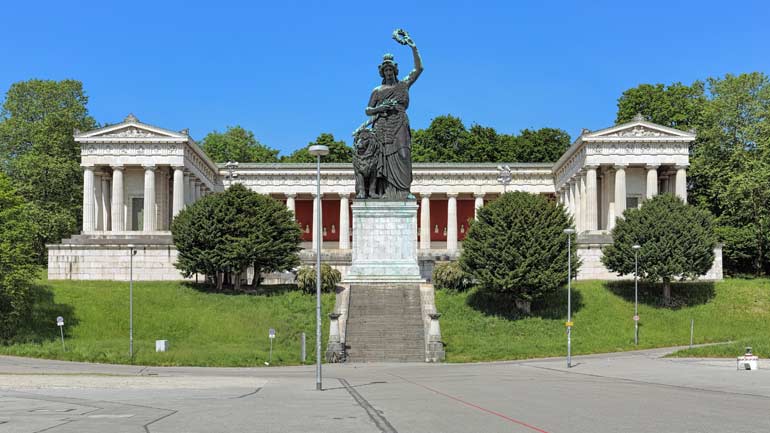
[
  {"x1": 76, "y1": 114, "x2": 187, "y2": 140},
  {"x1": 585, "y1": 118, "x2": 695, "y2": 140}
]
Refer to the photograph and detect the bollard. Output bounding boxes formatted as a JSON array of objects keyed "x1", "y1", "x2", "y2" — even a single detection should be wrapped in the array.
[{"x1": 689, "y1": 319, "x2": 694, "y2": 349}]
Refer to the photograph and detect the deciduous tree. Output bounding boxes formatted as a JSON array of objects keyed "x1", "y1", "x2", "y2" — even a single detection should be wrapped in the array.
[
  {"x1": 201, "y1": 126, "x2": 279, "y2": 163},
  {"x1": 0, "y1": 173, "x2": 40, "y2": 341},
  {"x1": 0, "y1": 80, "x2": 97, "y2": 262},
  {"x1": 281, "y1": 133, "x2": 352, "y2": 163}
]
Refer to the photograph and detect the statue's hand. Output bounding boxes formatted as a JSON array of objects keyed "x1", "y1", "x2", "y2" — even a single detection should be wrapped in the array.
[{"x1": 405, "y1": 36, "x2": 416, "y2": 48}]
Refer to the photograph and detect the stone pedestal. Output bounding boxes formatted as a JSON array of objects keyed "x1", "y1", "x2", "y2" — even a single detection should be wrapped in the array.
[{"x1": 343, "y1": 200, "x2": 423, "y2": 283}]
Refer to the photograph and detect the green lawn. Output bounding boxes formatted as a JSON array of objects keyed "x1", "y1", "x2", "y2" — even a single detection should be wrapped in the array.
[
  {"x1": 2, "y1": 277, "x2": 767, "y2": 366},
  {"x1": 437, "y1": 278, "x2": 770, "y2": 362},
  {"x1": 0, "y1": 277, "x2": 334, "y2": 366}
]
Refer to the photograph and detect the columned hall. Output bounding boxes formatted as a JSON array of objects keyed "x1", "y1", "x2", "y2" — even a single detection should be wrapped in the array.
[{"x1": 48, "y1": 114, "x2": 723, "y2": 281}]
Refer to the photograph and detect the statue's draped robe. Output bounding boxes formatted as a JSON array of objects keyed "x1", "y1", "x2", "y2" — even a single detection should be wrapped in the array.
[{"x1": 368, "y1": 80, "x2": 413, "y2": 199}]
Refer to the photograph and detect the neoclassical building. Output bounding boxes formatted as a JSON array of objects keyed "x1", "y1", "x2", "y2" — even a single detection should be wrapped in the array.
[{"x1": 47, "y1": 114, "x2": 723, "y2": 281}]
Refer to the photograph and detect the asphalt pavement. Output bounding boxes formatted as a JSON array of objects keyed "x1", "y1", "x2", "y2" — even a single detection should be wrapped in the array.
[{"x1": 1, "y1": 347, "x2": 768, "y2": 433}]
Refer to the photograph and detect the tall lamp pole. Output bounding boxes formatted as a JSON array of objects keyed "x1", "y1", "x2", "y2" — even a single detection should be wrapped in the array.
[
  {"x1": 309, "y1": 144, "x2": 329, "y2": 391},
  {"x1": 128, "y1": 245, "x2": 137, "y2": 360},
  {"x1": 633, "y1": 244, "x2": 641, "y2": 345},
  {"x1": 563, "y1": 228, "x2": 575, "y2": 368}
]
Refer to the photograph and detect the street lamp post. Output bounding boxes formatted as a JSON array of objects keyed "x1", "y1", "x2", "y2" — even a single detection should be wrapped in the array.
[
  {"x1": 564, "y1": 228, "x2": 575, "y2": 368},
  {"x1": 496, "y1": 165, "x2": 512, "y2": 193},
  {"x1": 633, "y1": 244, "x2": 641, "y2": 345},
  {"x1": 128, "y1": 245, "x2": 137, "y2": 360},
  {"x1": 308, "y1": 144, "x2": 329, "y2": 391}
]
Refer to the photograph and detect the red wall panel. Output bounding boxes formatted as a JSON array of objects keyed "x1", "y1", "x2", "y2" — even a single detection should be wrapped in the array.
[
  {"x1": 322, "y1": 199, "x2": 340, "y2": 241},
  {"x1": 457, "y1": 199, "x2": 475, "y2": 241},
  {"x1": 295, "y1": 200, "x2": 313, "y2": 241},
  {"x1": 431, "y1": 199, "x2": 448, "y2": 241}
]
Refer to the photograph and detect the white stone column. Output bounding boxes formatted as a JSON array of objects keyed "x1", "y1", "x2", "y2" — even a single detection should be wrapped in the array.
[
  {"x1": 568, "y1": 180, "x2": 577, "y2": 221},
  {"x1": 143, "y1": 165, "x2": 156, "y2": 232},
  {"x1": 474, "y1": 193, "x2": 485, "y2": 219},
  {"x1": 420, "y1": 193, "x2": 431, "y2": 250},
  {"x1": 614, "y1": 164, "x2": 627, "y2": 222},
  {"x1": 606, "y1": 167, "x2": 616, "y2": 231},
  {"x1": 339, "y1": 193, "x2": 350, "y2": 250},
  {"x1": 192, "y1": 181, "x2": 199, "y2": 201},
  {"x1": 645, "y1": 164, "x2": 659, "y2": 199},
  {"x1": 574, "y1": 175, "x2": 583, "y2": 232},
  {"x1": 447, "y1": 193, "x2": 458, "y2": 254},
  {"x1": 82, "y1": 165, "x2": 95, "y2": 234},
  {"x1": 581, "y1": 172, "x2": 589, "y2": 232},
  {"x1": 155, "y1": 167, "x2": 168, "y2": 230},
  {"x1": 172, "y1": 166, "x2": 185, "y2": 218},
  {"x1": 100, "y1": 172, "x2": 111, "y2": 231},
  {"x1": 585, "y1": 166, "x2": 598, "y2": 231},
  {"x1": 111, "y1": 166, "x2": 124, "y2": 231},
  {"x1": 675, "y1": 165, "x2": 688, "y2": 201},
  {"x1": 182, "y1": 173, "x2": 189, "y2": 206},
  {"x1": 286, "y1": 193, "x2": 296, "y2": 213},
  {"x1": 312, "y1": 193, "x2": 323, "y2": 252}
]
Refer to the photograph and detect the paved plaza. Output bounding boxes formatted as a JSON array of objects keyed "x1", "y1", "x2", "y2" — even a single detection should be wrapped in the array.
[{"x1": 1, "y1": 348, "x2": 768, "y2": 433}]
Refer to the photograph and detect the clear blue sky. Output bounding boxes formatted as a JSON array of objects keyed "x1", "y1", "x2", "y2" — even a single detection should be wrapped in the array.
[{"x1": 3, "y1": 0, "x2": 768, "y2": 156}]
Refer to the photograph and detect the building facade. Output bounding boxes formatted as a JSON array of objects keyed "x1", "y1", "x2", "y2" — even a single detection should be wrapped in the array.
[{"x1": 47, "y1": 114, "x2": 723, "y2": 281}]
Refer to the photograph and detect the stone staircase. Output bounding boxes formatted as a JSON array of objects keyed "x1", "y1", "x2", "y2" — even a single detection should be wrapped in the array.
[{"x1": 345, "y1": 284, "x2": 425, "y2": 362}]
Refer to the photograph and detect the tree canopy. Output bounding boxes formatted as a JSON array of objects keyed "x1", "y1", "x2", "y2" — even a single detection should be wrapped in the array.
[
  {"x1": 602, "y1": 194, "x2": 716, "y2": 302},
  {"x1": 171, "y1": 184, "x2": 302, "y2": 291},
  {"x1": 411, "y1": 115, "x2": 570, "y2": 163},
  {"x1": 0, "y1": 79, "x2": 97, "y2": 263},
  {"x1": 201, "y1": 126, "x2": 279, "y2": 163},
  {"x1": 0, "y1": 172, "x2": 40, "y2": 341},
  {"x1": 281, "y1": 133, "x2": 352, "y2": 163},
  {"x1": 616, "y1": 73, "x2": 770, "y2": 276}
]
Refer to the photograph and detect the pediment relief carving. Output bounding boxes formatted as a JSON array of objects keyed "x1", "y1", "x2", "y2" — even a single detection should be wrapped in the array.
[
  {"x1": 603, "y1": 126, "x2": 668, "y2": 138},
  {"x1": 589, "y1": 122, "x2": 693, "y2": 139},
  {"x1": 98, "y1": 126, "x2": 168, "y2": 138}
]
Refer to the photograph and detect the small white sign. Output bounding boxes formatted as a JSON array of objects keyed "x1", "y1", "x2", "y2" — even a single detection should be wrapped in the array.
[
  {"x1": 269, "y1": 328, "x2": 276, "y2": 339},
  {"x1": 633, "y1": 315, "x2": 639, "y2": 321},
  {"x1": 56, "y1": 316, "x2": 64, "y2": 327}
]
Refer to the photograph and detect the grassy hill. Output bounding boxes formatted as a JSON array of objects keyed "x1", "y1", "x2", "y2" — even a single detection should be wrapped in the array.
[
  {"x1": 1, "y1": 277, "x2": 767, "y2": 366},
  {"x1": 437, "y1": 278, "x2": 769, "y2": 362},
  {"x1": 1, "y1": 278, "x2": 334, "y2": 366}
]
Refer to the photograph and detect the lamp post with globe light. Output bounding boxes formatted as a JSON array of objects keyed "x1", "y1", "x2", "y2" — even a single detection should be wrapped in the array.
[{"x1": 309, "y1": 144, "x2": 329, "y2": 391}]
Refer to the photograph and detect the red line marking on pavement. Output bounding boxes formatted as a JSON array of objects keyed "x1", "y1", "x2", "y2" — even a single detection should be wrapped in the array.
[{"x1": 390, "y1": 374, "x2": 552, "y2": 433}]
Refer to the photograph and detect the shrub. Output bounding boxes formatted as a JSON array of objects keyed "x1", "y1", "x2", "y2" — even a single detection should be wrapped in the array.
[
  {"x1": 602, "y1": 194, "x2": 716, "y2": 302},
  {"x1": 296, "y1": 263, "x2": 341, "y2": 294},
  {"x1": 433, "y1": 261, "x2": 472, "y2": 291},
  {"x1": 171, "y1": 184, "x2": 301, "y2": 291},
  {"x1": 460, "y1": 191, "x2": 577, "y2": 311}
]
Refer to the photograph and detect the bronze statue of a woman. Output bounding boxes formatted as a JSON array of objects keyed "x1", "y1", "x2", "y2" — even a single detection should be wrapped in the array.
[{"x1": 360, "y1": 29, "x2": 423, "y2": 200}]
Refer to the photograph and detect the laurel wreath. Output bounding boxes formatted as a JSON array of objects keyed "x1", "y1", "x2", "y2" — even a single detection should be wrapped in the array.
[{"x1": 392, "y1": 28, "x2": 410, "y2": 46}]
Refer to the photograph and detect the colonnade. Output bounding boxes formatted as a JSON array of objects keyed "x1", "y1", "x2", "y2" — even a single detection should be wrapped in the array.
[
  {"x1": 559, "y1": 163, "x2": 687, "y2": 232},
  {"x1": 82, "y1": 164, "x2": 211, "y2": 233},
  {"x1": 287, "y1": 192, "x2": 489, "y2": 254}
]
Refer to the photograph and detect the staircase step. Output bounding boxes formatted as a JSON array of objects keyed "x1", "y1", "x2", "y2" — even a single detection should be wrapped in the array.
[{"x1": 344, "y1": 283, "x2": 426, "y2": 363}]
